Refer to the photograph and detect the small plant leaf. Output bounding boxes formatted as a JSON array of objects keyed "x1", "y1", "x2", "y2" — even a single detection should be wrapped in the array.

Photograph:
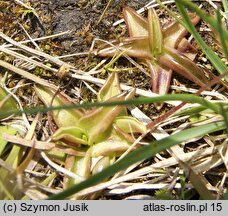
[
  {"x1": 0, "y1": 126, "x2": 17, "y2": 156},
  {"x1": 163, "y1": 13, "x2": 200, "y2": 50},
  {"x1": 176, "y1": 38, "x2": 197, "y2": 60},
  {"x1": 0, "y1": 86, "x2": 18, "y2": 120},
  {"x1": 98, "y1": 37, "x2": 152, "y2": 59},
  {"x1": 98, "y1": 72, "x2": 129, "y2": 116},
  {"x1": 146, "y1": 61, "x2": 172, "y2": 95},
  {"x1": 35, "y1": 85, "x2": 83, "y2": 128},
  {"x1": 123, "y1": 6, "x2": 148, "y2": 37},
  {"x1": 98, "y1": 72, "x2": 121, "y2": 102},
  {"x1": 160, "y1": 48, "x2": 209, "y2": 88},
  {"x1": 114, "y1": 116, "x2": 147, "y2": 134},
  {"x1": 52, "y1": 126, "x2": 88, "y2": 145},
  {"x1": 78, "y1": 89, "x2": 135, "y2": 145},
  {"x1": 90, "y1": 134, "x2": 130, "y2": 157},
  {"x1": 148, "y1": 8, "x2": 163, "y2": 56}
]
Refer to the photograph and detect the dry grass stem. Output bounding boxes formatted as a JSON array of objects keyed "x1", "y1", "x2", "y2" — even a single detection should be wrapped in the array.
[{"x1": 40, "y1": 152, "x2": 85, "y2": 182}]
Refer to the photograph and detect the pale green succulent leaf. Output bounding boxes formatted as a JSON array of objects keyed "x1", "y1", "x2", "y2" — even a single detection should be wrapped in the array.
[
  {"x1": 35, "y1": 85, "x2": 83, "y2": 128},
  {"x1": 114, "y1": 116, "x2": 147, "y2": 134},
  {"x1": 98, "y1": 72, "x2": 128, "y2": 116},
  {"x1": 148, "y1": 8, "x2": 163, "y2": 56},
  {"x1": 75, "y1": 151, "x2": 91, "y2": 180},
  {"x1": 52, "y1": 126, "x2": 88, "y2": 145},
  {"x1": 90, "y1": 135, "x2": 130, "y2": 157},
  {"x1": 0, "y1": 86, "x2": 18, "y2": 120},
  {"x1": 98, "y1": 72, "x2": 121, "y2": 102},
  {"x1": 79, "y1": 90, "x2": 135, "y2": 145},
  {"x1": 0, "y1": 126, "x2": 17, "y2": 156}
]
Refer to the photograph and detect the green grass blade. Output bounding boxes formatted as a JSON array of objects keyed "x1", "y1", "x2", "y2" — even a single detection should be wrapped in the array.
[
  {"x1": 219, "y1": 103, "x2": 228, "y2": 134},
  {"x1": 216, "y1": 10, "x2": 228, "y2": 59},
  {"x1": 224, "y1": 188, "x2": 228, "y2": 200},
  {"x1": 47, "y1": 121, "x2": 225, "y2": 199},
  {"x1": 175, "y1": 0, "x2": 228, "y2": 39},
  {"x1": 0, "y1": 94, "x2": 223, "y2": 119},
  {"x1": 175, "y1": 0, "x2": 228, "y2": 83},
  {"x1": 222, "y1": 0, "x2": 228, "y2": 21},
  {"x1": 176, "y1": 106, "x2": 207, "y2": 117}
]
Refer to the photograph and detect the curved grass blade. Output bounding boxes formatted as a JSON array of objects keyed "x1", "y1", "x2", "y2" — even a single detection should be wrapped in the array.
[
  {"x1": 175, "y1": 0, "x2": 228, "y2": 39},
  {"x1": 215, "y1": 10, "x2": 228, "y2": 59},
  {"x1": 222, "y1": 0, "x2": 228, "y2": 21},
  {"x1": 0, "y1": 93, "x2": 224, "y2": 119},
  {"x1": 219, "y1": 103, "x2": 228, "y2": 134},
  {"x1": 175, "y1": 0, "x2": 228, "y2": 83}
]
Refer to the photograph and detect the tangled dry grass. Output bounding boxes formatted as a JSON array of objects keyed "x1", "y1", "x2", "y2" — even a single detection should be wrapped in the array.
[{"x1": 0, "y1": 0, "x2": 227, "y2": 200}]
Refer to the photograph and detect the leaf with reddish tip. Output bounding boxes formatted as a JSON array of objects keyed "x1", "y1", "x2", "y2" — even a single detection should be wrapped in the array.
[
  {"x1": 97, "y1": 37, "x2": 153, "y2": 59},
  {"x1": 146, "y1": 60, "x2": 172, "y2": 95},
  {"x1": 123, "y1": 6, "x2": 148, "y2": 37},
  {"x1": 163, "y1": 13, "x2": 200, "y2": 49},
  {"x1": 160, "y1": 47, "x2": 209, "y2": 88},
  {"x1": 163, "y1": 13, "x2": 200, "y2": 61},
  {"x1": 146, "y1": 61, "x2": 172, "y2": 109},
  {"x1": 156, "y1": 67, "x2": 172, "y2": 95},
  {"x1": 97, "y1": 7, "x2": 211, "y2": 100},
  {"x1": 177, "y1": 38, "x2": 197, "y2": 60},
  {"x1": 35, "y1": 85, "x2": 83, "y2": 128}
]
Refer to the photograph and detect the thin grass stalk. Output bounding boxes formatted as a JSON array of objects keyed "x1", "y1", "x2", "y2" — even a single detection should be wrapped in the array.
[
  {"x1": 175, "y1": 0, "x2": 228, "y2": 39},
  {"x1": 222, "y1": 0, "x2": 228, "y2": 21},
  {"x1": 216, "y1": 10, "x2": 228, "y2": 59},
  {"x1": 0, "y1": 94, "x2": 223, "y2": 119},
  {"x1": 175, "y1": 0, "x2": 228, "y2": 82}
]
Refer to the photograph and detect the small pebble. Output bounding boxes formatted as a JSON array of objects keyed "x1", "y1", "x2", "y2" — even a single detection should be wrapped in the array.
[
  {"x1": 201, "y1": 57, "x2": 207, "y2": 62},
  {"x1": 205, "y1": 64, "x2": 212, "y2": 70}
]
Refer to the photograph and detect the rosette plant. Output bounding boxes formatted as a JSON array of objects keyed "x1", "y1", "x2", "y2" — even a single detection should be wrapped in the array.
[
  {"x1": 35, "y1": 72, "x2": 146, "y2": 187},
  {"x1": 97, "y1": 7, "x2": 213, "y2": 97}
]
